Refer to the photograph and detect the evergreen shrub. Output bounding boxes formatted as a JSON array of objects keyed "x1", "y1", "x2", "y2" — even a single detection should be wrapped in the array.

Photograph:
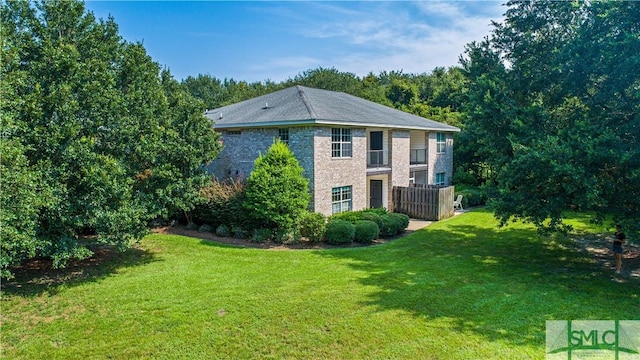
[
  {"x1": 300, "y1": 211, "x2": 326, "y2": 243},
  {"x1": 354, "y1": 220, "x2": 380, "y2": 244},
  {"x1": 325, "y1": 220, "x2": 355, "y2": 245}
]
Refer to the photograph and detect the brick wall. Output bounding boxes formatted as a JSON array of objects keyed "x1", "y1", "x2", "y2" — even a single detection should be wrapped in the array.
[
  {"x1": 207, "y1": 125, "x2": 455, "y2": 216},
  {"x1": 391, "y1": 130, "x2": 410, "y2": 187},
  {"x1": 427, "y1": 132, "x2": 454, "y2": 185},
  {"x1": 207, "y1": 127, "x2": 315, "y2": 183},
  {"x1": 312, "y1": 127, "x2": 367, "y2": 216}
]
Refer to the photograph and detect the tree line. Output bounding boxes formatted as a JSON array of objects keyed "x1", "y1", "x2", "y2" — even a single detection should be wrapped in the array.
[
  {"x1": 2, "y1": 0, "x2": 638, "y2": 277},
  {"x1": 1, "y1": 0, "x2": 221, "y2": 278}
]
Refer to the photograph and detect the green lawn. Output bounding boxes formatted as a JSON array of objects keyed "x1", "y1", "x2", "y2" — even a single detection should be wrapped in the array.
[{"x1": 2, "y1": 209, "x2": 638, "y2": 359}]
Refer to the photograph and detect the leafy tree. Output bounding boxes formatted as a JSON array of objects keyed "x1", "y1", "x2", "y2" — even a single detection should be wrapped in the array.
[
  {"x1": 181, "y1": 74, "x2": 225, "y2": 109},
  {"x1": 386, "y1": 77, "x2": 418, "y2": 107},
  {"x1": 0, "y1": 0, "x2": 221, "y2": 277},
  {"x1": 0, "y1": 18, "x2": 52, "y2": 277},
  {"x1": 360, "y1": 72, "x2": 392, "y2": 105},
  {"x1": 182, "y1": 74, "x2": 283, "y2": 109},
  {"x1": 460, "y1": 0, "x2": 640, "y2": 236},
  {"x1": 285, "y1": 67, "x2": 363, "y2": 96},
  {"x1": 243, "y1": 141, "x2": 310, "y2": 237}
]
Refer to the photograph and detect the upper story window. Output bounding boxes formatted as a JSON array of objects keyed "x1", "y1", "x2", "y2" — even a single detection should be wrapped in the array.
[
  {"x1": 332, "y1": 128, "x2": 352, "y2": 158},
  {"x1": 278, "y1": 128, "x2": 289, "y2": 145},
  {"x1": 435, "y1": 172, "x2": 446, "y2": 185},
  {"x1": 436, "y1": 133, "x2": 446, "y2": 153}
]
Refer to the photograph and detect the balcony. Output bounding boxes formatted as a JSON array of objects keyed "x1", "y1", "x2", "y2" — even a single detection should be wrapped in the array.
[
  {"x1": 410, "y1": 149, "x2": 427, "y2": 165},
  {"x1": 367, "y1": 150, "x2": 389, "y2": 167}
]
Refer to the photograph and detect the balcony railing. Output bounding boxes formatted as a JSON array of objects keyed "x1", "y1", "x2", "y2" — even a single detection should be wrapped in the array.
[
  {"x1": 410, "y1": 149, "x2": 427, "y2": 165},
  {"x1": 367, "y1": 150, "x2": 389, "y2": 167}
]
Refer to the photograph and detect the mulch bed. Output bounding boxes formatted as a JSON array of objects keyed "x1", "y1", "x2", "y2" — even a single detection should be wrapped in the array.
[{"x1": 152, "y1": 226, "x2": 401, "y2": 250}]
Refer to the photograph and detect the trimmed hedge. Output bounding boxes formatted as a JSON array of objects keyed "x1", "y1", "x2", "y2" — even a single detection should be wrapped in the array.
[
  {"x1": 330, "y1": 209, "x2": 408, "y2": 238},
  {"x1": 325, "y1": 220, "x2": 355, "y2": 245},
  {"x1": 379, "y1": 213, "x2": 409, "y2": 237},
  {"x1": 390, "y1": 213, "x2": 410, "y2": 230},
  {"x1": 354, "y1": 220, "x2": 380, "y2": 244}
]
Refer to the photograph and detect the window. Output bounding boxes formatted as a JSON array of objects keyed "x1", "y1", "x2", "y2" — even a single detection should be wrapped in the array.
[
  {"x1": 227, "y1": 130, "x2": 241, "y2": 136},
  {"x1": 278, "y1": 128, "x2": 289, "y2": 145},
  {"x1": 331, "y1": 128, "x2": 352, "y2": 158},
  {"x1": 436, "y1": 133, "x2": 446, "y2": 153},
  {"x1": 332, "y1": 186, "x2": 352, "y2": 214},
  {"x1": 435, "y1": 172, "x2": 446, "y2": 185}
]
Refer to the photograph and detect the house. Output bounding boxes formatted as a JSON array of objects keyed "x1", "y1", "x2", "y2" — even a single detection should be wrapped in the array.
[{"x1": 205, "y1": 85, "x2": 460, "y2": 216}]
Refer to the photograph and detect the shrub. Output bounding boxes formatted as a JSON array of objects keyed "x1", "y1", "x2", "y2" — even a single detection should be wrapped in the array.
[
  {"x1": 364, "y1": 207, "x2": 388, "y2": 216},
  {"x1": 275, "y1": 228, "x2": 301, "y2": 244},
  {"x1": 252, "y1": 228, "x2": 273, "y2": 243},
  {"x1": 379, "y1": 213, "x2": 408, "y2": 237},
  {"x1": 215, "y1": 224, "x2": 231, "y2": 237},
  {"x1": 390, "y1": 213, "x2": 410, "y2": 231},
  {"x1": 325, "y1": 220, "x2": 355, "y2": 245},
  {"x1": 330, "y1": 209, "x2": 385, "y2": 228},
  {"x1": 329, "y1": 209, "x2": 407, "y2": 238},
  {"x1": 185, "y1": 222, "x2": 199, "y2": 231},
  {"x1": 198, "y1": 224, "x2": 214, "y2": 233},
  {"x1": 232, "y1": 226, "x2": 249, "y2": 239},
  {"x1": 300, "y1": 211, "x2": 326, "y2": 243},
  {"x1": 359, "y1": 212, "x2": 384, "y2": 230},
  {"x1": 329, "y1": 211, "x2": 362, "y2": 223},
  {"x1": 354, "y1": 220, "x2": 380, "y2": 244},
  {"x1": 193, "y1": 179, "x2": 246, "y2": 228},
  {"x1": 243, "y1": 141, "x2": 310, "y2": 234}
]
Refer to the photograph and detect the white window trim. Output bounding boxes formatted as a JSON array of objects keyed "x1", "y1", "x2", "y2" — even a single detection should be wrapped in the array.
[
  {"x1": 436, "y1": 133, "x2": 446, "y2": 154},
  {"x1": 331, "y1": 186, "x2": 352, "y2": 214},
  {"x1": 331, "y1": 128, "x2": 352, "y2": 158}
]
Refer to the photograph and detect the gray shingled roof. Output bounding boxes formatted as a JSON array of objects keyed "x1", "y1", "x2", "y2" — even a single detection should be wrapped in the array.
[{"x1": 205, "y1": 85, "x2": 460, "y2": 132}]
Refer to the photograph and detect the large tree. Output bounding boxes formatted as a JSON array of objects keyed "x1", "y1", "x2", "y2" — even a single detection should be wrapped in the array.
[
  {"x1": 0, "y1": 0, "x2": 221, "y2": 277},
  {"x1": 461, "y1": 0, "x2": 640, "y2": 235}
]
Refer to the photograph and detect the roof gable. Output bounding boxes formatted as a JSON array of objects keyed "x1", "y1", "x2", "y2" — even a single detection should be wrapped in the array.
[{"x1": 205, "y1": 85, "x2": 460, "y2": 132}]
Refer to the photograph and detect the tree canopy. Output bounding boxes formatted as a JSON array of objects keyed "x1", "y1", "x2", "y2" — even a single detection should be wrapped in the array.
[
  {"x1": 461, "y1": 0, "x2": 640, "y2": 235},
  {"x1": 0, "y1": 0, "x2": 221, "y2": 278}
]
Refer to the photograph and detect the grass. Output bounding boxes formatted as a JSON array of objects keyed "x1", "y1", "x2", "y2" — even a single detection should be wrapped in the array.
[{"x1": 2, "y1": 209, "x2": 638, "y2": 359}]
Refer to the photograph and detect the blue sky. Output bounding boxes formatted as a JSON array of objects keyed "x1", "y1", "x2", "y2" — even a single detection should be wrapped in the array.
[{"x1": 84, "y1": 1, "x2": 505, "y2": 82}]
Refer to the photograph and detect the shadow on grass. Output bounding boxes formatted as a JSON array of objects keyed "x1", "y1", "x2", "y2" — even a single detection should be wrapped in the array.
[
  {"x1": 2, "y1": 245, "x2": 158, "y2": 298},
  {"x1": 316, "y1": 210, "x2": 640, "y2": 349}
]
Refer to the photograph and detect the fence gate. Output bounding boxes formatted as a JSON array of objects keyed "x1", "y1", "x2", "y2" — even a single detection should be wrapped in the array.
[{"x1": 392, "y1": 185, "x2": 454, "y2": 221}]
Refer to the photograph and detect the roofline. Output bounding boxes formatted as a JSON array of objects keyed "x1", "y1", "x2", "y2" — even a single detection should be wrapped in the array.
[{"x1": 212, "y1": 119, "x2": 460, "y2": 132}]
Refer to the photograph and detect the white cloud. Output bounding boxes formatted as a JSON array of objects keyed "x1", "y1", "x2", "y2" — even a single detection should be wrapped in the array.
[{"x1": 264, "y1": 1, "x2": 504, "y2": 78}]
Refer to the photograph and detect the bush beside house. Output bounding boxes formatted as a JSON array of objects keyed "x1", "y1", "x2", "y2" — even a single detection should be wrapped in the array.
[{"x1": 243, "y1": 141, "x2": 310, "y2": 242}]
